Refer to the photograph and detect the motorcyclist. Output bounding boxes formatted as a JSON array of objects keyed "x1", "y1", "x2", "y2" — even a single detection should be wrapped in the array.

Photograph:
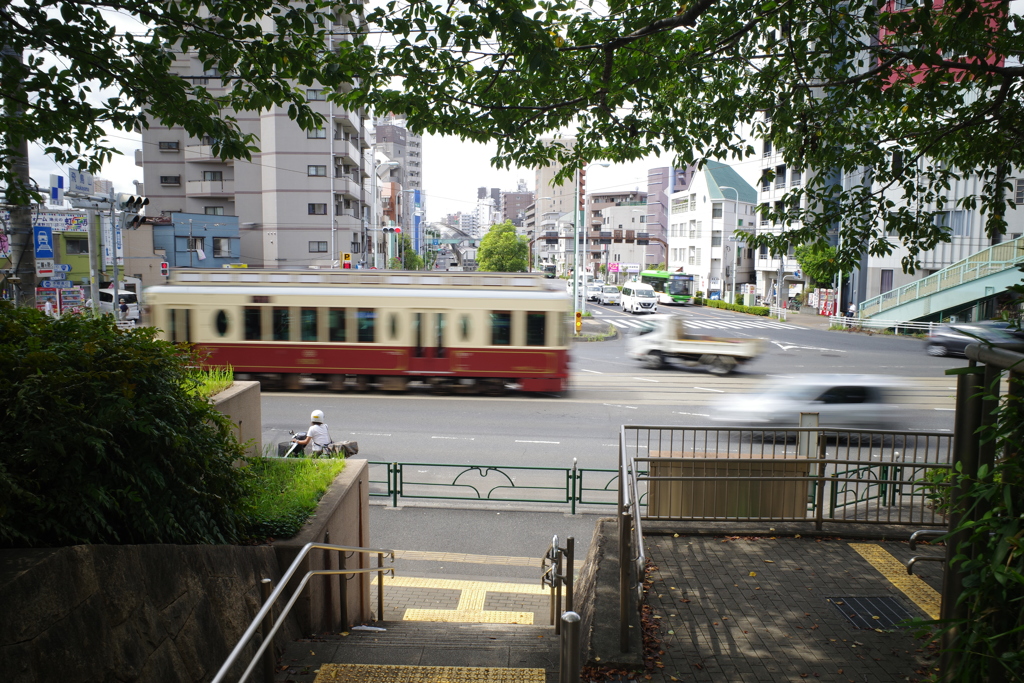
[{"x1": 292, "y1": 409, "x2": 333, "y2": 456}]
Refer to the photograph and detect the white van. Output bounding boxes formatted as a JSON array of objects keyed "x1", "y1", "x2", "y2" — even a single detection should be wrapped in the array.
[
  {"x1": 620, "y1": 282, "x2": 658, "y2": 314},
  {"x1": 98, "y1": 289, "x2": 140, "y2": 321}
]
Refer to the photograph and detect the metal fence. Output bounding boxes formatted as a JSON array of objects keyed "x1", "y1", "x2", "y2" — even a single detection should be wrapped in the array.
[
  {"x1": 829, "y1": 316, "x2": 940, "y2": 334},
  {"x1": 368, "y1": 459, "x2": 619, "y2": 514}
]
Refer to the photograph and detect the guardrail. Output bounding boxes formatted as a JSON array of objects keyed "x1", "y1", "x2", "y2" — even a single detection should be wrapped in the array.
[
  {"x1": 828, "y1": 316, "x2": 940, "y2": 334},
  {"x1": 859, "y1": 235, "x2": 1024, "y2": 318},
  {"x1": 211, "y1": 541, "x2": 394, "y2": 683},
  {"x1": 368, "y1": 459, "x2": 619, "y2": 514}
]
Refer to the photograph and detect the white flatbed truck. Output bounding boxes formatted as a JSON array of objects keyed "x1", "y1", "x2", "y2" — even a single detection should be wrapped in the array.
[{"x1": 625, "y1": 314, "x2": 766, "y2": 375}]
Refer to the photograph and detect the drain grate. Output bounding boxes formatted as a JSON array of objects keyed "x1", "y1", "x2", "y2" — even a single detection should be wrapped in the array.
[{"x1": 827, "y1": 596, "x2": 913, "y2": 629}]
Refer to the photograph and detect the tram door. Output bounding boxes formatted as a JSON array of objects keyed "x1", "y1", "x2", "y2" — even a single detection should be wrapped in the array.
[{"x1": 409, "y1": 310, "x2": 450, "y2": 374}]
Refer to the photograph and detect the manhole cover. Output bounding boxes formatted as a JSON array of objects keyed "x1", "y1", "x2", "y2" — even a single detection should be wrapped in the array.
[{"x1": 827, "y1": 596, "x2": 913, "y2": 629}]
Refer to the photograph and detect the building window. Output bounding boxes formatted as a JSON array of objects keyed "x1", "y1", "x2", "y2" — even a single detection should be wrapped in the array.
[
  {"x1": 309, "y1": 241, "x2": 328, "y2": 253},
  {"x1": 791, "y1": 169, "x2": 803, "y2": 187},
  {"x1": 65, "y1": 238, "x2": 88, "y2": 255},
  {"x1": 159, "y1": 141, "x2": 180, "y2": 151},
  {"x1": 159, "y1": 175, "x2": 181, "y2": 185},
  {"x1": 188, "y1": 237, "x2": 205, "y2": 252},
  {"x1": 1015, "y1": 179, "x2": 1024, "y2": 205},
  {"x1": 202, "y1": 170, "x2": 223, "y2": 181},
  {"x1": 880, "y1": 269, "x2": 894, "y2": 294},
  {"x1": 307, "y1": 89, "x2": 326, "y2": 101},
  {"x1": 213, "y1": 237, "x2": 231, "y2": 258},
  {"x1": 308, "y1": 203, "x2": 327, "y2": 215},
  {"x1": 712, "y1": 203, "x2": 723, "y2": 219},
  {"x1": 775, "y1": 165, "x2": 787, "y2": 189},
  {"x1": 761, "y1": 171, "x2": 771, "y2": 192},
  {"x1": 711, "y1": 230, "x2": 722, "y2": 247},
  {"x1": 308, "y1": 165, "x2": 327, "y2": 177},
  {"x1": 763, "y1": 140, "x2": 772, "y2": 157},
  {"x1": 205, "y1": 206, "x2": 224, "y2": 215},
  {"x1": 307, "y1": 127, "x2": 327, "y2": 139}
]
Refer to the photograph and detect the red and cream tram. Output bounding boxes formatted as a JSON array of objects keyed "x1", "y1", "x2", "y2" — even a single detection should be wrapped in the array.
[{"x1": 145, "y1": 269, "x2": 571, "y2": 393}]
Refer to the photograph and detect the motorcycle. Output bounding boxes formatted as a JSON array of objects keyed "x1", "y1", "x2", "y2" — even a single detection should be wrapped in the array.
[
  {"x1": 277, "y1": 430, "x2": 358, "y2": 458},
  {"x1": 278, "y1": 430, "x2": 308, "y2": 458}
]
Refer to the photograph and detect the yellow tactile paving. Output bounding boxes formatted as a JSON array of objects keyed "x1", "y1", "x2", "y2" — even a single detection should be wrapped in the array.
[
  {"x1": 314, "y1": 663, "x2": 545, "y2": 682},
  {"x1": 404, "y1": 609, "x2": 535, "y2": 623},
  {"x1": 379, "y1": 575, "x2": 549, "y2": 595},
  {"x1": 394, "y1": 550, "x2": 541, "y2": 567},
  {"x1": 849, "y1": 543, "x2": 942, "y2": 619},
  {"x1": 458, "y1": 588, "x2": 487, "y2": 611}
]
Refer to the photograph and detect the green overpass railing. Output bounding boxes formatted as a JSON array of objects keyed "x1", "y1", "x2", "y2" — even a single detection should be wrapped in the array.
[{"x1": 860, "y1": 235, "x2": 1024, "y2": 318}]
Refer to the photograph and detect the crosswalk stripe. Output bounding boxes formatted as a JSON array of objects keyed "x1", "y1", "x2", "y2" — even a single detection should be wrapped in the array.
[{"x1": 605, "y1": 316, "x2": 793, "y2": 331}]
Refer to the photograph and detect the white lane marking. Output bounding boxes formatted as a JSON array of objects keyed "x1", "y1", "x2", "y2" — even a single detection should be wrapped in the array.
[
  {"x1": 603, "y1": 403, "x2": 639, "y2": 409},
  {"x1": 934, "y1": 408, "x2": 956, "y2": 411},
  {"x1": 516, "y1": 440, "x2": 561, "y2": 444},
  {"x1": 634, "y1": 377, "x2": 660, "y2": 383},
  {"x1": 771, "y1": 340, "x2": 847, "y2": 353},
  {"x1": 351, "y1": 432, "x2": 392, "y2": 436},
  {"x1": 674, "y1": 411, "x2": 711, "y2": 417},
  {"x1": 431, "y1": 436, "x2": 476, "y2": 440},
  {"x1": 767, "y1": 375, "x2": 794, "y2": 379},
  {"x1": 580, "y1": 369, "x2": 603, "y2": 374},
  {"x1": 694, "y1": 386, "x2": 725, "y2": 393}
]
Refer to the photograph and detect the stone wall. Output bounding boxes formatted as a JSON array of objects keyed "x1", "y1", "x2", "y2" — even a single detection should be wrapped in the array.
[
  {"x1": 211, "y1": 380, "x2": 262, "y2": 457},
  {"x1": 0, "y1": 544, "x2": 300, "y2": 683},
  {"x1": 274, "y1": 459, "x2": 373, "y2": 634}
]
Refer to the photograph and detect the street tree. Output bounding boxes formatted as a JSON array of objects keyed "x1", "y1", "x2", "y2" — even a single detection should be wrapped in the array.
[
  {"x1": 794, "y1": 244, "x2": 840, "y2": 286},
  {"x1": 4, "y1": 0, "x2": 1022, "y2": 274},
  {"x1": 478, "y1": 221, "x2": 529, "y2": 272},
  {"x1": 388, "y1": 232, "x2": 423, "y2": 270}
]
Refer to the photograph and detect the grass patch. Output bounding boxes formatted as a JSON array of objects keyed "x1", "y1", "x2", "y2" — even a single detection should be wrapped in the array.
[
  {"x1": 239, "y1": 457, "x2": 346, "y2": 541},
  {"x1": 190, "y1": 365, "x2": 235, "y2": 399}
]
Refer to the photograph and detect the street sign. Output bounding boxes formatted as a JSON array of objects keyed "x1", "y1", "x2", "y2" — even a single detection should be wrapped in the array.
[
  {"x1": 67, "y1": 169, "x2": 94, "y2": 195},
  {"x1": 34, "y1": 225, "x2": 54, "y2": 258},
  {"x1": 54, "y1": 263, "x2": 72, "y2": 272},
  {"x1": 40, "y1": 280, "x2": 74, "y2": 288},
  {"x1": 35, "y1": 259, "x2": 54, "y2": 276}
]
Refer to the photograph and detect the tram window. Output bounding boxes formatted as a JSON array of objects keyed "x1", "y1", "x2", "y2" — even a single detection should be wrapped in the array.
[
  {"x1": 215, "y1": 310, "x2": 229, "y2": 337},
  {"x1": 460, "y1": 314, "x2": 471, "y2": 342},
  {"x1": 329, "y1": 308, "x2": 346, "y2": 342},
  {"x1": 437, "y1": 313, "x2": 446, "y2": 358},
  {"x1": 413, "y1": 312, "x2": 423, "y2": 357},
  {"x1": 389, "y1": 313, "x2": 399, "y2": 340},
  {"x1": 357, "y1": 309, "x2": 376, "y2": 342},
  {"x1": 244, "y1": 308, "x2": 261, "y2": 340},
  {"x1": 272, "y1": 307, "x2": 290, "y2": 341},
  {"x1": 490, "y1": 311, "x2": 512, "y2": 346},
  {"x1": 301, "y1": 308, "x2": 317, "y2": 342},
  {"x1": 526, "y1": 312, "x2": 546, "y2": 346},
  {"x1": 169, "y1": 309, "x2": 192, "y2": 343}
]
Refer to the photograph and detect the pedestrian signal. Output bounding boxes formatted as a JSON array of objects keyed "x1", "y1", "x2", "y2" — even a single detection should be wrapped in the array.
[{"x1": 159, "y1": 261, "x2": 169, "y2": 276}]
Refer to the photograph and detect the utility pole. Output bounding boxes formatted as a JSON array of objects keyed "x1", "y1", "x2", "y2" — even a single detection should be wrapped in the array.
[{"x1": 2, "y1": 45, "x2": 35, "y2": 306}]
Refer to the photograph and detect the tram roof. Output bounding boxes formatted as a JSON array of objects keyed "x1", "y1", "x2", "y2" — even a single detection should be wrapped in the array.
[{"x1": 163, "y1": 269, "x2": 563, "y2": 291}]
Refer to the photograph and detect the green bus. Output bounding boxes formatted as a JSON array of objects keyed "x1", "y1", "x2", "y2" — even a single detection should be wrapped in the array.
[{"x1": 640, "y1": 270, "x2": 694, "y2": 304}]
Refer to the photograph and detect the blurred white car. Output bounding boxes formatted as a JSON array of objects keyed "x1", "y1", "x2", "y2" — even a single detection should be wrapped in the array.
[
  {"x1": 598, "y1": 285, "x2": 621, "y2": 305},
  {"x1": 586, "y1": 282, "x2": 604, "y2": 301},
  {"x1": 712, "y1": 375, "x2": 902, "y2": 429}
]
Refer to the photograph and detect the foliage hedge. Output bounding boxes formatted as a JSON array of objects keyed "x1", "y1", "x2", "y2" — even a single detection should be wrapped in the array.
[
  {"x1": 0, "y1": 303, "x2": 249, "y2": 547},
  {"x1": 692, "y1": 299, "x2": 770, "y2": 316}
]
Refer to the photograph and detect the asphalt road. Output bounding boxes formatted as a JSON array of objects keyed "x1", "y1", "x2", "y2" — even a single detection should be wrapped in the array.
[{"x1": 260, "y1": 305, "x2": 963, "y2": 470}]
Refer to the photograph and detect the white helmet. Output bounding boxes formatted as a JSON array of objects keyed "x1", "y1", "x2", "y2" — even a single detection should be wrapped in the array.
[{"x1": 310, "y1": 409, "x2": 324, "y2": 423}]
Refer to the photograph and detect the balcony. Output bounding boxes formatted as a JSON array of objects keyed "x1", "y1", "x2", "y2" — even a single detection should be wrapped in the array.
[
  {"x1": 186, "y1": 179, "x2": 234, "y2": 197},
  {"x1": 334, "y1": 176, "x2": 364, "y2": 201},
  {"x1": 184, "y1": 144, "x2": 232, "y2": 164}
]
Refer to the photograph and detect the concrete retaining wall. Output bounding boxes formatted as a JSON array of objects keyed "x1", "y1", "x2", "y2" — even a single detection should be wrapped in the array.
[
  {"x1": 0, "y1": 544, "x2": 299, "y2": 683},
  {"x1": 211, "y1": 380, "x2": 262, "y2": 457},
  {"x1": 274, "y1": 459, "x2": 373, "y2": 634}
]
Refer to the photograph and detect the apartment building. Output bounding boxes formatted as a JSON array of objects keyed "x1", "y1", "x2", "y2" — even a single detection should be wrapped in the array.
[
  {"x1": 501, "y1": 180, "x2": 534, "y2": 229},
  {"x1": 375, "y1": 114, "x2": 425, "y2": 253},
  {"x1": 586, "y1": 191, "x2": 648, "y2": 276},
  {"x1": 645, "y1": 167, "x2": 689, "y2": 268},
  {"x1": 139, "y1": 45, "x2": 372, "y2": 268},
  {"x1": 667, "y1": 161, "x2": 757, "y2": 301}
]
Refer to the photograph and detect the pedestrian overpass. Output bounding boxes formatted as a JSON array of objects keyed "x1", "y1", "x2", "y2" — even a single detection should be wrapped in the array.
[{"x1": 860, "y1": 235, "x2": 1024, "y2": 321}]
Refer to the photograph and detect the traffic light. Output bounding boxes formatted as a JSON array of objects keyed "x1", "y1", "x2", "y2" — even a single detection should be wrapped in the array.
[
  {"x1": 575, "y1": 310, "x2": 582, "y2": 332},
  {"x1": 116, "y1": 193, "x2": 149, "y2": 230},
  {"x1": 383, "y1": 227, "x2": 402, "y2": 234},
  {"x1": 159, "y1": 261, "x2": 169, "y2": 276}
]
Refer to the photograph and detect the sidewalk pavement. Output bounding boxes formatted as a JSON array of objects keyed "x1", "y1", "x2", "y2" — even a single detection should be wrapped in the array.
[{"x1": 275, "y1": 522, "x2": 944, "y2": 683}]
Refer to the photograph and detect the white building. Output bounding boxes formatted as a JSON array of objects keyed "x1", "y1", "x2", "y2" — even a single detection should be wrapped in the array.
[{"x1": 667, "y1": 161, "x2": 757, "y2": 301}]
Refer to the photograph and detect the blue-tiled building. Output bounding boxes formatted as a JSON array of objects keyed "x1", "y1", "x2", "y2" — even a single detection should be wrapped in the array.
[{"x1": 152, "y1": 213, "x2": 241, "y2": 268}]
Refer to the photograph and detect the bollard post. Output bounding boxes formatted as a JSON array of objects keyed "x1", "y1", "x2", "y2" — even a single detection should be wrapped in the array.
[
  {"x1": 260, "y1": 578, "x2": 275, "y2": 683},
  {"x1": 554, "y1": 548, "x2": 563, "y2": 635},
  {"x1": 619, "y1": 510, "x2": 631, "y2": 653},
  {"x1": 559, "y1": 611, "x2": 581, "y2": 683},
  {"x1": 377, "y1": 552, "x2": 385, "y2": 621},
  {"x1": 565, "y1": 537, "x2": 575, "y2": 613}
]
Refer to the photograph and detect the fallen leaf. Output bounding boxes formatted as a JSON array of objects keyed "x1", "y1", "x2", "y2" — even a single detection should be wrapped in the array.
[
  {"x1": 795, "y1": 534, "x2": 802, "y2": 538},
  {"x1": 749, "y1": 571, "x2": 757, "y2": 577},
  {"x1": 872, "y1": 616, "x2": 881, "y2": 620},
  {"x1": 673, "y1": 533, "x2": 679, "y2": 537},
  {"x1": 668, "y1": 630, "x2": 675, "y2": 635}
]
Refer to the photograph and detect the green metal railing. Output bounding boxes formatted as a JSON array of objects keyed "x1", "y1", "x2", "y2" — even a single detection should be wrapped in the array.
[
  {"x1": 860, "y1": 235, "x2": 1024, "y2": 318},
  {"x1": 368, "y1": 460, "x2": 619, "y2": 514}
]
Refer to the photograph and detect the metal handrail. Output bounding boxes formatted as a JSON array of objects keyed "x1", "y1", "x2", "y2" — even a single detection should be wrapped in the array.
[
  {"x1": 211, "y1": 542, "x2": 394, "y2": 683},
  {"x1": 542, "y1": 536, "x2": 575, "y2": 634}
]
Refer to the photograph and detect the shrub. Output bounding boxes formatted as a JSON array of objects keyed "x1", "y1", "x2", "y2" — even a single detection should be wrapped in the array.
[
  {"x1": 0, "y1": 303, "x2": 248, "y2": 547},
  {"x1": 239, "y1": 457, "x2": 346, "y2": 541},
  {"x1": 700, "y1": 299, "x2": 770, "y2": 316}
]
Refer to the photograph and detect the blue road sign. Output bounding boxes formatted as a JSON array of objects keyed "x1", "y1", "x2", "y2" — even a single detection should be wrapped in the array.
[
  {"x1": 40, "y1": 280, "x2": 74, "y2": 288},
  {"x1": 34, "y1": 225, "x2": 54, "y2": 259},
  {"x1": 54, "y1": 264, "x2": 72, "y2": 272}
]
